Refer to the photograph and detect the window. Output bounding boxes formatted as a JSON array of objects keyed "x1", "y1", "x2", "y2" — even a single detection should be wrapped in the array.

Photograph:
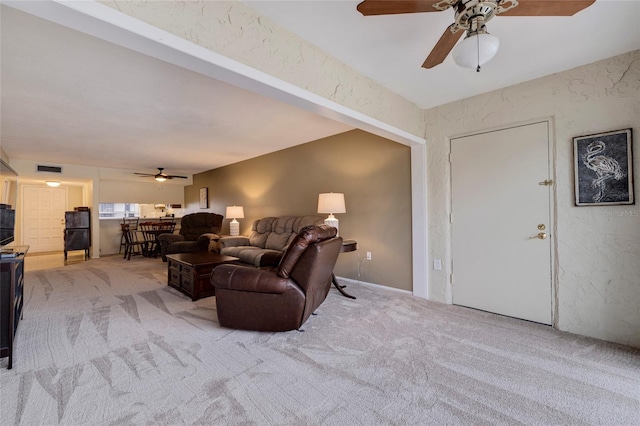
[{"x1": 99, "y1": 203, "x2": 140, "y2": 219}]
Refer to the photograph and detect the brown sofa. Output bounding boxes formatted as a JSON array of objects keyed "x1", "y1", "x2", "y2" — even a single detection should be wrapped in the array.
[
  {"x1": 158, "y1": 212, "x2": 223, "y2": 261},
  {"x1": 218, "y1": 216, "x2": 324, "y2": 267},
  {"x1": 211, "y1": 225, "x2": 342, "y2": 331}
]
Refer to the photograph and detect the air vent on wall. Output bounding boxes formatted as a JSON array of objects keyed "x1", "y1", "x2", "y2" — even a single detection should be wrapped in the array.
[{"x1": 36, "y1": 164, "x2": 63, "y2": 173}]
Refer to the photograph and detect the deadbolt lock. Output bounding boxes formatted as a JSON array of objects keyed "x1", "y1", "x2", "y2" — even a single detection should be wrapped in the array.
[{"x1": 538, "y1": 224, "x2": 546, "y2": 230}]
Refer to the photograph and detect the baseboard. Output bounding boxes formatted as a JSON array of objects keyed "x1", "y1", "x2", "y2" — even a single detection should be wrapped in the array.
[{"x1": 334, "y1": 276, "x2": 413, "y2": 296}]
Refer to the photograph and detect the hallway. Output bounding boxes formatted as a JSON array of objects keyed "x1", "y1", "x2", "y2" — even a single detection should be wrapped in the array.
[{"x1": 23, "y1": 251, "x2": 88, "y2": 272}]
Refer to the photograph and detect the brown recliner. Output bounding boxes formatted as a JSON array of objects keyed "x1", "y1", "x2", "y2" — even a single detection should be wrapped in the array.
[
  {"x1": 158, "y1": 212, "x2": 223, "y2": 261},
  {"x1": 211, "y1": 225, "x2": 342, "y2": 332}
]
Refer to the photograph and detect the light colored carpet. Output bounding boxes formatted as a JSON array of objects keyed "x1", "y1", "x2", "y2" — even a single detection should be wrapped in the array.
[{"x1": 1, "y1": 255, "x2": 638, "y2": 425}]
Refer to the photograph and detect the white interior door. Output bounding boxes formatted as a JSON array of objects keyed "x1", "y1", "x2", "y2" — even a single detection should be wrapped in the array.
[
  {"x1": 22, "y1": 186, "x2": 68, "y2": 252},
  {"x1": 451, "y1": 121, "x2": 552, "y2": 324}
]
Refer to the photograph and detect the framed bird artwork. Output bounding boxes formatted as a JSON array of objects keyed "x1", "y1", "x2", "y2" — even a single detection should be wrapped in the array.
[{"x1": 573, "y1": 128, "x2": 634, "y2": 206}]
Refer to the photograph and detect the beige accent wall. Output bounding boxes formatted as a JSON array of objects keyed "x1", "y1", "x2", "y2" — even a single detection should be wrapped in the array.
[
  {"x1": 187, "y1": 130, "x2": 412, "y2": 291},
  {"x1": 426, "y1": 50, "x2": 640, "y2": 348}
]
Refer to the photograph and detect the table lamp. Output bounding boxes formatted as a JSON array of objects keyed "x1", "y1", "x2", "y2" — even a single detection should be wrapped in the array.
[
  {"x1": 226, "y1": 206, "x2": 244, "y2": 236},
  {"x1": 317, "y1": 193, "x2": 346, "y2": 236}
]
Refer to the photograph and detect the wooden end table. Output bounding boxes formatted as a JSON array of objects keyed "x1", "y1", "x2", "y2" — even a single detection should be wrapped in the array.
[{"x1": 166, "y1": 252, "x2": 239, "y2": 301}]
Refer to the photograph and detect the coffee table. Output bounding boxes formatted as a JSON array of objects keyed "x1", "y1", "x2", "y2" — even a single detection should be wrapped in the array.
[{"x1": 167, "y1": 252, "x2": 239, "y2": 301}]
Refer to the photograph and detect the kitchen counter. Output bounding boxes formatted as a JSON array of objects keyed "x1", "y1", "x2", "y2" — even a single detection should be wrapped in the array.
[{"x1": 99, "y1": 216, "x2": 183, "y2": 220}]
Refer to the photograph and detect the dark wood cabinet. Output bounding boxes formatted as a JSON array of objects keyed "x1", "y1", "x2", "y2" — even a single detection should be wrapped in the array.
[
  {"x1": 0, "y1": 245, "x2": 28, "y2": 369},
  {"x1": 64, "y1": 209, "x2": 91, "y2": 259},
  {"x1": 65, "y1": 229, "x2": 90, "y2": 251},
  {"x1": 0, "y1": 207, "x2": 15, "y2": 246},
  {"x1": 65, "y1": 210, "x2": 90, "y2": 228}
]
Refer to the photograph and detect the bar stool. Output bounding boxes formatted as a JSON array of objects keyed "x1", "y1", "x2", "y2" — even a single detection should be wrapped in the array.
[
  {"x1": 119, "y1": 217, "x2": 140, "y2": 254},
  {"x1": 120, "y1": 223, "x2": 146, "y2": 260}
]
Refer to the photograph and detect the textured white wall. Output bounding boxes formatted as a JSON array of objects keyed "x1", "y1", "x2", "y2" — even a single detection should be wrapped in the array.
[
  {"x1": 425, "y1": 50, "x2": 640, "y2": 347},
  {"x1": 99, "y1": 0, "x2": 424, "y2": 138}
]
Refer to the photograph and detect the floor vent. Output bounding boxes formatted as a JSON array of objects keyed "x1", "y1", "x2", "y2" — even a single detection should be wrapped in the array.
[{"x1": 36, "y1": 164, "x2": 63, "y2": 173}]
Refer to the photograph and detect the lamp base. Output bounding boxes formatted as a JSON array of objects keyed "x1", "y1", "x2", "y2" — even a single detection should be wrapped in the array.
[
  {"x1": 324, "y1": 215, "x2": 339, "y2": 237},
  {"x1": 230, "y1": 219, "x2": 240, "y2": 236}
]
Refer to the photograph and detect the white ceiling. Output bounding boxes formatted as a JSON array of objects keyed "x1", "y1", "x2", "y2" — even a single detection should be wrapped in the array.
[
  {"x1": 2, "y1": 1, "x2": 639, "y2": 177},
  {"x1": 0, "y1": 5, "x2": 353, "y2": 177},
  {"x1": 246, "y1": 0, "x2": 640, "y2": 109}
]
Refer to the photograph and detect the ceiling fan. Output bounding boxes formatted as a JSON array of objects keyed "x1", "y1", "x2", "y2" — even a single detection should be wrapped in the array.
[
  {"x1": 134, "y1": 168, "x2": 188, "y2": 182},
  {"x1": 356, "y1": 0, "x2": 596, "y2": 71}
]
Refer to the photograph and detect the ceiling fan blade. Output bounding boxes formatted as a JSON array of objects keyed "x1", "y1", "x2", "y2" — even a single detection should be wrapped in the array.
[
  {"x1": 499, "y1": 0, "x2": 595, "y2": 16},
  {"x1": 357, "y1": 0, "x2": 443, "y2": 16},
  {"x1": 134, "y1": 168, "x2": 187, "y2": 179},
  {"x1": 422, "y1": 25, "x2": 464, "y2": 69}
]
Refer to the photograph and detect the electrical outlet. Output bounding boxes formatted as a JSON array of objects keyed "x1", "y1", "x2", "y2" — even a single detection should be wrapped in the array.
[
  {"x1": 366, "y1": 251, "x2": 372, "y2": 261},
  {"x1": 433, "y1": 259, "x2": 442, "y2": 271}
]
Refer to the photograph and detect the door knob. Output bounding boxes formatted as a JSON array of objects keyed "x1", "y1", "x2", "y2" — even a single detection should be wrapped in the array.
[{"x1": 529, "y1": 232, "x2": 547, "y2": 240}]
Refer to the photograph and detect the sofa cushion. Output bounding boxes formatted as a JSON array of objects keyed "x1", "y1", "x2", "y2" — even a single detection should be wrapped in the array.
[
  {"x1": 265, "y1": 216, "x2": 298, "y2": 251},
  {"x1": 295, "y1": 216, "x2": 326, "y2": 233},
  {"x1": 248, "y1": 217, "x2": 276, "y2": 248}
]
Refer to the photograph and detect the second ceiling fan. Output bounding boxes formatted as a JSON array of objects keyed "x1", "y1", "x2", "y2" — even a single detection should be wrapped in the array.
[
  {"x1": 134, "y1": 168, "x2": 188, "y2": 182},
  {"x1": 357, "y1": 0, "x2": 596, "y2": 71}
]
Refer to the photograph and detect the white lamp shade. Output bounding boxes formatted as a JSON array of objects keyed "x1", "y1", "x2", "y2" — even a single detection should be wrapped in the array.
[
  {"x1": 46, "y1": 181, "x2": 61, "y2": 187},
  {"x1": 452, "y1": 32, "x2": 499, "y2": 69},
  {"x1": 226, "y1": 205, "x2": 244, "y2": 219},
  {"x1": 317, "y1": 193, "x2": 346, "y2": 214}
]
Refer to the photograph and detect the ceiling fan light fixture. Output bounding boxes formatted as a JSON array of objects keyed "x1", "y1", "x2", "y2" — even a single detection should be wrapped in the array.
[
  {"x1": 154, "y1": 175, "x2": 167, "y2": 182},
  {"x1": 452, "y1": 31, "x2": 499, "y2": 70}
]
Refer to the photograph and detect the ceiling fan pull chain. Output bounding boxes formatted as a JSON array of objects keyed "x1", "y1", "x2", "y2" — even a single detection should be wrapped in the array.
[{"x1": 476, "y1": 33, "x2": 481, "y2": 73}]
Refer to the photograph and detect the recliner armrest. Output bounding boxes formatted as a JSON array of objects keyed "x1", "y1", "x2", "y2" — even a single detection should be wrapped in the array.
[
  {"x1": 212, "y1": 264, "x2": 290, "y2": 294},
  {"x1": 219, "y1": 236, "x2": 250, "y2": 249}
]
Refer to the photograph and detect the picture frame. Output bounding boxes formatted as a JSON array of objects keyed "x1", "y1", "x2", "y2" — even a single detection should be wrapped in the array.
[
  {"x1": 573, "y1": 128, "x2": 634, "y2": 206},
  {"x1": 199, "y1": 187, "x2": 208, "y2": 209}
]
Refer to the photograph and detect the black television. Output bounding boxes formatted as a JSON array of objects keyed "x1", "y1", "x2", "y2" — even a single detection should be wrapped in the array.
[{"x1": 0, "y1": 159, "x2": 18, "y2": 248}]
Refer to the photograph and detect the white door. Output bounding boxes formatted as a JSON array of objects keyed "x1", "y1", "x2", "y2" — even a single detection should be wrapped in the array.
[
  {"x1": 451, "y1": 121, "x2": 552, "y2": 324},
  {"x1": 22, "y1": 186, "x2": 68, "y2": 252}
]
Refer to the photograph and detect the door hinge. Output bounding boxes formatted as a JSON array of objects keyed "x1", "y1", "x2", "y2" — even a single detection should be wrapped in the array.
[
  {"x1": 450, "y1": 273, "x2": 454, "y2": 284},
  {"x1": 448, "y1": 152, "x2": 452, "y2": 163},
  {"x1": 449, "y1": 213, "x2": 453, "y2": 223}
]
